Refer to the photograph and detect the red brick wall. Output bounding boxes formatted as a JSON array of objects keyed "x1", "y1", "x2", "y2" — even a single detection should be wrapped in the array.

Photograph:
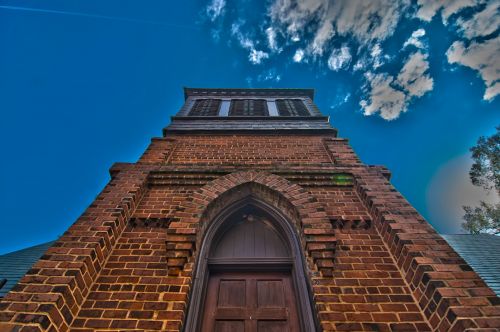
[
  {"x1": 140, "y1": 135, "x2": 334, "y2": 166},
  {"x1": 305, "y1": 188, "x2": 429, "y2": 331},
  {"x1": 317, "y1": 227, "x2": 431, "y2": 331},
  {"x1": 70, "y1": 222, "x2": 186, "y2": 331},
  {"x1": 0, "y1": 133, "x2": 498, "y2": 332}
]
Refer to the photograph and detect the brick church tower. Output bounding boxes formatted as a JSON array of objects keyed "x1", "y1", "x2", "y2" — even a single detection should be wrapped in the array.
[{"x1": 1, "y1": 88, "x2": 499, "y2": 331}]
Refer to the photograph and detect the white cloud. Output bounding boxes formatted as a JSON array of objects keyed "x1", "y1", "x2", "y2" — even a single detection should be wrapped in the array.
[
  {"x1": 416, "y1": 0, "x2": 482, "y2": 23},
  {"x1": 397, "y1": 52, "x2": 434, "y2": 97},
  {"x1": 360, "y1": 73, "x2": 407, "y2": 120},
  {"x1": 370, "y1": 44, "x2": 384, "y2": 69},
  {"x1": 403, "y1": 28, "x2": 427, "y2": 49},
  {"x1": 353, "y1": 44, "x2": 390, "y2": 72},
  {"x1": 265, "y1": 27, "x2": 281, "y2": 52},
  {"x1": 268, "y1": 0, "x2": 410, "y2": 58},
  {"x1": 330, "y1": 92, "x2": 351, "y2": 109},
  {"x1": 224, "y1": 0, "x2": 417, "y2": 70},
  {"x1": 371, "y1": 44, "x2": 382, "y2": 57},
  {"x1": 206, "y1": 0, "x2": 226, "y2": 21},
  {"x1": 249, "y1": 49, "x2": 269, "y2": 64},
  {"x1": 268, "y1": 0, "x2": 325, "y2": 42},
  {"x1": 447, "y1": 36, "x2": 500, "y2": 100},
  {"x1": 353, "y1": 58, "x2": 367, "y2": 71},
  {"x1": 342, "y1": 93, "x2": 351, "y2": 103},
  {"x1": 293, "y1": 48, "x2": 305, "y2": 62},
  {"x1": 310, "y1": 21, "x2": 334, "y2": 56},
  {"x1": 257, "y1": 68, "x2": 282, "y2": 82},
  {"x1": 208, "y1": 0, "x2": 495, "y2": 121},
  {"x1": 456, "y1": 1, "x2": 500, "y2": 39},
  {"x1": 231, "y1": 22, "x2": 250, "y2": 46},
  {"x1": 332, "y1": 1, "x2": 410, "y2": 43},
  {"x1": 413, "y1": 0, "x2": 500, "y2": 101},
  {"x1": 231, "y1": 22, "x2": 269, "y2": 65},
  {"x1": 327, "y1": 45, "x2": 352, "y2": 71},
  {"x1": 361, "y1": 51, "x2": 433, "y2": 120}
]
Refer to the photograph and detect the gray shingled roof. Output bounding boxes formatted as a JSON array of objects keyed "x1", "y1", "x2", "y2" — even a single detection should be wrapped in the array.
[
  {"x1": 0, "y1": 241, "x2": 55, "y2": 297},
  {"x1": 442, "y1": 234, "x2": 500, "y2": 296}
]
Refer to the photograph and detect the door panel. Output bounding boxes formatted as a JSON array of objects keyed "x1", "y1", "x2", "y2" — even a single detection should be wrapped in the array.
[
  {"x1": 257, "y1": 280, "x2": 285, "y2": 307},
  {"x1": 257, "y1": 321, "x2": 289, "y2": 332},
  {"x1": 202, "y1": 272, "x2": 299, "y2": 332},
  {"x1": 214, "y1": 320, "x2": 245, "y2": 332},
  {"x1": 217, "y1": 280, "x2": 246, "y2": 307}
]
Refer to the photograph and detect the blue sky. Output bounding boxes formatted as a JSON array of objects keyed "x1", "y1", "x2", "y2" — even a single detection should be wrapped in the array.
[{"x1": 0, "y1": 0, "x2": 499, "y2": 254}]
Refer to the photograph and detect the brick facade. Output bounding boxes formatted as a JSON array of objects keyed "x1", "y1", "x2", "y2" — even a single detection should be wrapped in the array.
[{"x1": 0, "y1": 88, "x2": 498, "y2": 331}]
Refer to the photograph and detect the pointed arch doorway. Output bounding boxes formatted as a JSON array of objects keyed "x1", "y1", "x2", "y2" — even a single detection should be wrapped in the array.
[{"x1": 184, "y1": 198, "x2": 318, "y2": 332}]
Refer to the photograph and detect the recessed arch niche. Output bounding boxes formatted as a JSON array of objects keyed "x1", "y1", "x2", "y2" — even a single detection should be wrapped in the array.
[{"x1": 184, "y1": 198, "x2": 318, "y2": 332}]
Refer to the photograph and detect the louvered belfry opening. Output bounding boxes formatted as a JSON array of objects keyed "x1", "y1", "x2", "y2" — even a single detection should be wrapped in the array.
[
  {"x1": 276, "y1": 99, "x2": 310, "y2": 116},
  {"x1": 189, "y1": 99, "x2": 221, "y2": 116},
  {"x1": 229, "y1": 99, "x2": 269, "y2": 116}
]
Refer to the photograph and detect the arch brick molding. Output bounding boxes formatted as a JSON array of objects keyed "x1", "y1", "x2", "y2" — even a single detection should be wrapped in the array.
[{"x1": 165, "y1": 170, "x2": 336, "y2": 278}]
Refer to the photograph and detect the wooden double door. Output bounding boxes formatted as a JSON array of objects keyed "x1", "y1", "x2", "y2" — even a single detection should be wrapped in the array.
[{"x1": 202, "y1": 271, "x2": 300, "y2": 332}]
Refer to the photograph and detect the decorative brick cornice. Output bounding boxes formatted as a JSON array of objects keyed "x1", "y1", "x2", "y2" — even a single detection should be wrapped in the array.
[
  {"x1": 147, "y1": 168, "x2": 355, "y2": 188},
  {"x1": 323, "y1": 138, "x2": 362, "y2": 166}
]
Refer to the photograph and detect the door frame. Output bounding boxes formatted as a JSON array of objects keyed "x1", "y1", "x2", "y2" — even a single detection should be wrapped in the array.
[{"x1": 183, "y1": 197, "x2": 319, "y2": 332}]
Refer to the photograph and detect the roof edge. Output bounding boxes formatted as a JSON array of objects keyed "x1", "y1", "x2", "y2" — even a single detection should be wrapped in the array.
[{"x1": 183, "y1": 87, "x2": 315, "y2": 100}]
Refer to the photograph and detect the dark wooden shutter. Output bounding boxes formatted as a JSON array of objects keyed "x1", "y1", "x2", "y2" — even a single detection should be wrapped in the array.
[
  {"x1": 189, "y1": 99, "x2": 221, "y2": 116},
  {"x1": 229, "y1": 99, "x2": 269, "y2": 116},
  {"x1": 276, "y1": 99, "x2": 310, "y2": 116}
]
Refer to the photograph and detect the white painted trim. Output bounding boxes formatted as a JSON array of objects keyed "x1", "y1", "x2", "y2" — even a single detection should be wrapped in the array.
[
  {"x1": 219, "y1": 101, "x2": 230, "y2": 116},
  {"x1": 267, "y1": 101, "x2": 279, "y2": 116}
]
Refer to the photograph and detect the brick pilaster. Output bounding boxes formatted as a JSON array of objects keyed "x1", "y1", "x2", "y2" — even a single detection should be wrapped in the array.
[
  {"x1": 354, "y1": 166, "x2": 500, "y2": 331},
  {"x1": 0, "y1": 164, "x2": 152, "y2": 331}
]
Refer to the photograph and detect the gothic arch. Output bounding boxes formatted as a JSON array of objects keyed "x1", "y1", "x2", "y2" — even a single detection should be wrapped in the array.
[
  {"x1": 167, "y1": 171, "x2": 333, "y2": 331},
  {"x1": 183, "y1": 197, "x2": 319, "y2": 331},
  {"x1": 197, "y1": 180, "x2": 308, "y2": 249}
]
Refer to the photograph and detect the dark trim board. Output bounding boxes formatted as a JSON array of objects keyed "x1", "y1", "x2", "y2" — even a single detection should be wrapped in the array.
[
  {"x1": 171, "y1": 116, "x2": 330, "y2": 121},
  {"x1": 163, "y1": 128, "x2": 338, "y2": 136},
  {"x1": 184, "y1": 87, "x2": 315, "y2": 100}
]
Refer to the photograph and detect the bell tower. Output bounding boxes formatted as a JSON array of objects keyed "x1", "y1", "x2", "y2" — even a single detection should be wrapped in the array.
[
  {"x1": 166, "y1": 87, "x2": 334, "y2": 134},
  {"x1": 0, "y1": 88, "x2": 498, "y2": 331}
]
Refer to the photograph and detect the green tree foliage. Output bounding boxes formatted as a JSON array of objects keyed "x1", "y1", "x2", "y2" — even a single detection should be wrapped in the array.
[{"x1": 462, "y1": 126, "x2": 500, "y2": 234}]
